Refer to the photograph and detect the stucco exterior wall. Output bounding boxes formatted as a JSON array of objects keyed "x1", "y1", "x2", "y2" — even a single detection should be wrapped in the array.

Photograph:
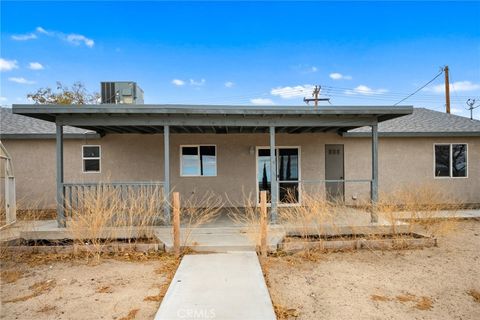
[{"x1": 1, "y1": 133, "x2": 479, "y2": 209}]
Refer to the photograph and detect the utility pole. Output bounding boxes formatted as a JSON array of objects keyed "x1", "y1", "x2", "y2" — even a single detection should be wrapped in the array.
[
  {"x1": 444, "y1": 65, "x2": 450, "y2": 114},
  {"x1": 303, "y1": 85, "x2": 330, "y2": 109},
  {"x1": 466, "y1": 99, "x2": 479, "y2": 120}
]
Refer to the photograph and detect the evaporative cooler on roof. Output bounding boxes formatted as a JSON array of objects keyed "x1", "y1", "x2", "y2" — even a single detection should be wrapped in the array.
[{"x1": 100, "y1": 81, "x2": 144, "y2": 104}]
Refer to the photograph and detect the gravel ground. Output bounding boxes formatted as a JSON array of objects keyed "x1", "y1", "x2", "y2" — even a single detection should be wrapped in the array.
[
  {"x1": 0, "y1": 256, "x2": 176, "y2": 320},
  {"x1": 264, "y1": 220, "x2": 480, "y2": 320}
]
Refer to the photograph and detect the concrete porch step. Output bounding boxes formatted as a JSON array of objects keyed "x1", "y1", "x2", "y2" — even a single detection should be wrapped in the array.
[{"x1": 153, "y1": 227, "x2": 285, "y2": 253}]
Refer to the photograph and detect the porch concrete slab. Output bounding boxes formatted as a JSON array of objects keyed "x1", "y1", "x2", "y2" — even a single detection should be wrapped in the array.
[
  {"x1": 393, "y1": 209, "x2": 480, "y2": 220},
  {"x1": 155, "y1": 252, "x2": 276, "y2": 320},
  {"x1": 154, "y1": 227, "x2": 285, "y2": 253}
]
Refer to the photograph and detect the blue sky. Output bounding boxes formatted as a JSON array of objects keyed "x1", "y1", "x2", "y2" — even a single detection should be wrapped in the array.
[{"x1": 1, "y1": 1, "x2": 479, "y2": 118}]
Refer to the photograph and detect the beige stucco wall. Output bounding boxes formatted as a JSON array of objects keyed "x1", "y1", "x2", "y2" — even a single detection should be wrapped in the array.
[{"x1": 1, "y1": 133, "x2": 479, "y2": 209}]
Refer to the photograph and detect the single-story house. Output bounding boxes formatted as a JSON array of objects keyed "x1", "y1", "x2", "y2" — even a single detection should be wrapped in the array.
[{"x1": 1, "y1": 104, "x2": 479, "y2": 227}]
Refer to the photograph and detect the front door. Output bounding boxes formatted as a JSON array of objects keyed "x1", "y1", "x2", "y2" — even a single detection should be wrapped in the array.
[
  {"x1": 325, "y1": 144, "x2": 344, "y2": 201},
  {"x1": 257, "y1": 147, "x2": 300, "y2": 204}
]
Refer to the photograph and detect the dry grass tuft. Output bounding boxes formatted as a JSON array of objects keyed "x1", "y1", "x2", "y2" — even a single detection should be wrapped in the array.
[
  {"x1": 371, "y1": 294, "x2": 391, "y2": 302},
  {"x1": 0, "y1": 270, "x2": 23, "y2": 284},
  {"x1": 144, "y1": 254, "x2": 180, "y2": 303},
  {"x1": 96, "y1": 285, "x2": 113, "y2": 293},
  {"x1": 274, "y1": 303, "x2": 299, "y2": 319},
  {"x1": 396, "y1": 293, "x2": 418, "y2": 303},
  {"x1": 37, "y1": 304, "x2": 57, "y2": 313},
  {"x1": 4, "y1": 279, "x2": 56, "y2": 303},
  {"x1": 227, "y1": 191, "x2": 264, "y2": 248},
  {"x1": 415, "y1": 296, "x2": 433, "y2": 310},
  {"x1": 467, "y1": 289, "x2": 480, "y2": 303},
  {"x1": 119, "y1": 308, "x2": 140, "y2": 320}
]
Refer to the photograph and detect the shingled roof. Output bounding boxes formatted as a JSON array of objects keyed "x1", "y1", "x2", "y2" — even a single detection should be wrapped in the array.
[
  {"x1": 344, "y1": 108, "x2": 480, "y2": 137},
  {"x1": 1, "y1": 106, "x2": 479, "y2": 138},
  {"x1": 0, "y1": 107, "x2": 98, "y2": 139}
]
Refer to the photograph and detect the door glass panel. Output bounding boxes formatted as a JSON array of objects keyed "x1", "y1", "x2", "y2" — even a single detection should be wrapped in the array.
[
  {"x1": 257, "y1": 148, "x2": 300, "y2": 204},
  {"x1": 257, "y1": 149, "x2": 272, "y2": 203}
]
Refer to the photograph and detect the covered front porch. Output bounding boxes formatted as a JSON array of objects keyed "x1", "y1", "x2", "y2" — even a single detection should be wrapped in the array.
[{"x1": 13, "y1": 104, "x2": 413, "y2": 228}]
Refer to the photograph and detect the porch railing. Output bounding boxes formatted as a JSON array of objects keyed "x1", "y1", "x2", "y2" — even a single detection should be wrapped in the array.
[
  {"x1": 63, "y1": 181, "x2": 165, "y2": 217},
  {"x1": 300, "y1": 179, "x2": 373, "y2": 203}
]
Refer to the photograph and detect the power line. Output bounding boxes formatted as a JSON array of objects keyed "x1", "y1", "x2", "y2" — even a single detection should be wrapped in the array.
[{"x1": 393, "y1": 69, "x2": 444, "y2": 106}]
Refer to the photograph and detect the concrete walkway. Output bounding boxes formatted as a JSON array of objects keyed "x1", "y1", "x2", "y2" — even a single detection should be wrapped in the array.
[{"x1": 155, "y1": 252, "x2": 276, "y2": 320}]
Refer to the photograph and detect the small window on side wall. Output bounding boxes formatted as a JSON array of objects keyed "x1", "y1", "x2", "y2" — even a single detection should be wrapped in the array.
[
  {"x1": 434, "y1": 144, "x2": 467, "y2": 178},
  {"x1": 83, "y1": 145, "x2": 101, "y2": 173}
]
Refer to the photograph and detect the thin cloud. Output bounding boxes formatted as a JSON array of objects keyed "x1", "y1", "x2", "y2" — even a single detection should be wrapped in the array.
[
  {"x1": 329, "y1": 72, "x2": 352, "y2": 80},
  {"x1": 28, "y1": 62, "x2": 44, "y2": 70},
  {"x1": 66, "y1": 34, "x2": 94, "y2": 48},
  {"x1": 172, "y1": 79, "x2": 185, "y2": 86},
  {"x1": 11, "y1": 33, "x2": 37, "y2": 41},
  {"x1": 224, "y1": 81, "x2": 235, "y2": 88},
  {"x1": 8, "y1": 77, "x2": 36, "y2": 85},
  {"x1": 11, "y1": 26, "x2": 94, "y2": 48},
  {"x1": 0, "y1": 58, "x2": 19, "y2": 72},
  {"x1": 271, "y1": 84, "x2": 314, "y2": 99},
  {"x1": 189, "y1": 78, "x2": 206, "y2": 86},
  {"x1": 294, "y1": 64, "x2": 318, "y2": 74},
  {"x1": 424, "y1": 81, "x2": 480, "y2": 93},
  {"x1": 250, "y1": 98, "x2": 275, "y2": 105},
  {"x1": 0, "y1": 96, "x2": 7, "y2": 102},
  {"x1": 344, "y1": 85, "x2": 388, "y2": 95}
]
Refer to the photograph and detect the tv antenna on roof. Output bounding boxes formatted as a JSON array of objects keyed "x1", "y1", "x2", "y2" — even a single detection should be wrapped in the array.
[
  {"x1": 304, "y1": 85, "x2": 330, "y2": 110},
  {"x1": 466, "y1": 99, "x2": 480, "y2": 120}
]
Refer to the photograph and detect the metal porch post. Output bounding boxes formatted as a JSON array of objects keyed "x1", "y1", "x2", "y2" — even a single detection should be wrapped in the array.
[
  {"x1": 269, "y1": 126, "x2": 278, "y2": 223},
  {"x1": 371, "y1": 124, "x2": 379, "y2": 223},
  {"x1": 56, "y1": 123, "x2": 65, "y2": 227},
  {"x1": 163, "y1": 125, "x2": 171, "y2": 223}
]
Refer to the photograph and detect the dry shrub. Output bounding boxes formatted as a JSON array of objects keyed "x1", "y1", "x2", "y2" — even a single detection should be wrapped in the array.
[
  {"x1": 119, "y1": 308, "x2": 140, "y2": 320},
  {"x1": 179, "y1": 191, "x2": 223, "y2": 249},
  {"x1": 378, "y1": 183, "x2": 461, "y2": 237},
  {"x1": 227, "y1": 191, "x2": 264, "y2": 248},
  {"x1": 280, "y1": 192, "x2": 346, "y2": 239},
  {"x1": 468, "y1": 289, "x2": 480, "y2": 303},
  {"x1": 4, "y1": 279, "x2": 56, "y2": 303},
  {"x1": 0, "y1": 269, "x2": 23, "y2": 284},
  {"x1": 67, "y1": 183, "x2": 165, "y2": 261}
]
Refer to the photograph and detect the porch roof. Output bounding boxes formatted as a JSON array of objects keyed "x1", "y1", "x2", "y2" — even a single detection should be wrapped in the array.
[{"x1": 12, "y1": 104, "x2": 413, "y2": 134}]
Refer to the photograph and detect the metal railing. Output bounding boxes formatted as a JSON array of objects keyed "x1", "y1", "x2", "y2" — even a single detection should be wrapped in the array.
[{"x1": 63, "y1": 181, "x2": 165, "y2": 217}]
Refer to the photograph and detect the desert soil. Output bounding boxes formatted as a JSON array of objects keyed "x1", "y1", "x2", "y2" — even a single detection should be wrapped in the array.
[
  {"x1": 0, "y1": 255, "x2": 176, "y2": 320},
  {"x1": 264, "y1": 220, "x2": 480, "y2": 320}
]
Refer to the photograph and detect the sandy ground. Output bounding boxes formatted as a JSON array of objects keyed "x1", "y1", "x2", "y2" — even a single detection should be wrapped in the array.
[
  {"x1": 264, "y1": 220, "x2": 480, "y2": 320},
  {"x1": 0, "y1": 256, "x2": 175, "y2": 320}
]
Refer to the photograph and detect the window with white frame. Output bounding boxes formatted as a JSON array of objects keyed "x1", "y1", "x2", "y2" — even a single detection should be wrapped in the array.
[
  {"x1": 82, "y1": 145, "x2": 101, "y2": 173},
  {"x1": 181, "y1": 145, "x2": 216, "y2": 176},
  {"x1": 434, "y1": 144, "x2": 467, "y2": 178}
]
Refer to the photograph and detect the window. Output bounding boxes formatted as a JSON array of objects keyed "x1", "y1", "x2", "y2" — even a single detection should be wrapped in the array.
[
  {"x1": 434, "y1": 144, "x2": 467, "y2": 178},
  {"x1": 181, "y1": 145, "x2": 216, "y2": 176},
  {"x1": 82, "y1": 145, "x2": 100, "y2": 173}
]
